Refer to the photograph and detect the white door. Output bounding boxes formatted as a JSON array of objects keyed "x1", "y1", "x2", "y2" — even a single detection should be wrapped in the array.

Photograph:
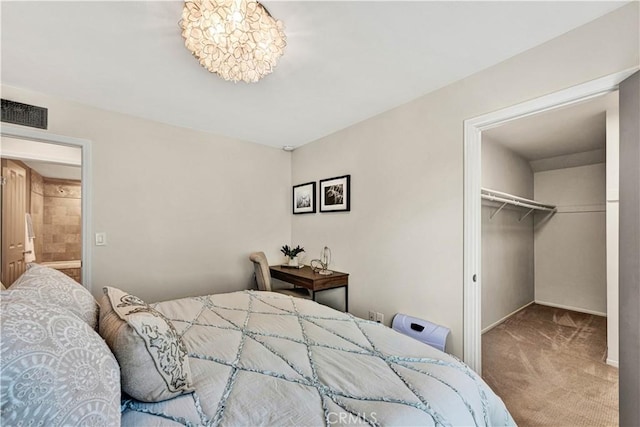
[{"x1": 1, "y1": 159, "x2": 27, "y2": 286}]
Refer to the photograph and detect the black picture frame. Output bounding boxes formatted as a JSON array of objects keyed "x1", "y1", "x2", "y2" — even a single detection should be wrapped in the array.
[
  {"x1": 319, "y1": 175, "x2": 350, "y2": 212},
  {"x1": 292, "y1": 181, "x2": 316, "y2": 214}
]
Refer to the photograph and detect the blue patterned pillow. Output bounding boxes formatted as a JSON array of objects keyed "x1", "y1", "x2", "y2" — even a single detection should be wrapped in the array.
[
  {"x1": 0, "y1": 292, "x2": 121, "y2": 426},
  {"x1": 9, "y1": 263, "x2": 98, "y2": 329}
]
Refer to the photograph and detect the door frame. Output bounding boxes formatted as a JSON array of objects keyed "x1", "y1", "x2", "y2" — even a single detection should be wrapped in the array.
[
  {"x1": 462, "y1": 67, "x2": 639, "y2": 373},
  {"x1": 0, "y1": 125, "x2": 93, "y2": 292}
]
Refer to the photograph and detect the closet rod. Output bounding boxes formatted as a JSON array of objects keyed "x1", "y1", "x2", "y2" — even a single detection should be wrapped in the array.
[{"x1": 481, "y1": 187, "x2": 556, "y2": 212}]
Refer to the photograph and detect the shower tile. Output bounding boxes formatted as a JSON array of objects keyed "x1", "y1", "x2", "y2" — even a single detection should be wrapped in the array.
[
  {"x1": 64, "y1": 234, "x2": 80, "y2": 243},
  {"x1": 44, "y1": 243, "x2": 66, "y2": 254},
  {"x1": 68, "y1": 207, "x2": 82, "y2": 216},
  {"x1": 65, "y1": 225, "x2": 81, "y2": 234}
]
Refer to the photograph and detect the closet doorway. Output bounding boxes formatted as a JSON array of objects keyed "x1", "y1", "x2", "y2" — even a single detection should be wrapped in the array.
[
  {"x1": 0, "y1": 126, "x2": 92, "y2": 290},
  {"x1": 479, "y1": 92, "x2": 619, "y2": 425},
  {"x1": 462, "y1": 69, "x2": 637, "y2": 373},
  {"x1": 480, "y1": 92, "x2": 617, "y2": 339}
]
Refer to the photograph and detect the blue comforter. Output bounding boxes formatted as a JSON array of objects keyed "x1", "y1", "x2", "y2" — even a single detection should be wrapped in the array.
[{"x1": 121, "y1": 291, "x2": 514, "y2": 426}]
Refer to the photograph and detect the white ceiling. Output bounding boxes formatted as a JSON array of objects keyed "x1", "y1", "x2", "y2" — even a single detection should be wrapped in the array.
[
  {"x1": 0, "y1": 1, "x2": 628, "y2": 149},
  {"x1": 1, "y1": 137, "x2": 82, "y2": 179},
  {"x1": 23, "y1": 160, "x2": 82, "y2": 181},
  {"x1": 483, "y1": 92, "x2": 617, "y2": 161}
]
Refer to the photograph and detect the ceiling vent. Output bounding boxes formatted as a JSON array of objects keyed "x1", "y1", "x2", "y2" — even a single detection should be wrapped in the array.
[{"x1": 1, "y1": 99, "x2": 48, "y2": 129}]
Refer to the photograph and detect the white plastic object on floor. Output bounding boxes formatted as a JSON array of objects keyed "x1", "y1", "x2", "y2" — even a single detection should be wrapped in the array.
[{"x1": 392, "y1": 313, "x2": 450, "y2": 352}]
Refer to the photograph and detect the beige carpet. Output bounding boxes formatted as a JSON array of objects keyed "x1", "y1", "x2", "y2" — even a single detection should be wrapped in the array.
[{"x1": 482, "y1": 304, "x2": 618, "y2": 427}]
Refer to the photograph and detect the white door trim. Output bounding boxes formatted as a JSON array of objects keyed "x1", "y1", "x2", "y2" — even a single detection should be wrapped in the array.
[
  {"x1": 462, "y1": 67, "x2": 638, "y2": 373},
  {"x1": 0, "y1": 125, "x2": 93, "y2": 292}
]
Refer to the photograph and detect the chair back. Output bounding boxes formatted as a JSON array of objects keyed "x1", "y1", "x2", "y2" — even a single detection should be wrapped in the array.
[{"x1": 249, "y1": 252, "x2": 272, "y2": 292}]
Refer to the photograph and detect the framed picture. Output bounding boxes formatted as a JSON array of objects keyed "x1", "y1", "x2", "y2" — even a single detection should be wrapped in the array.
[
  {"x1": 319, "y1": 175, "x2": 350, "y2": 212},
  {"x1": 292, "y1": 181, "x2": 316, "y2": 214}
]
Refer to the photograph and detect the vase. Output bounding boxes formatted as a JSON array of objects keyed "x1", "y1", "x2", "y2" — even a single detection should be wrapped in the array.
[{"x1": 288, "y1": 256, "x2": 298, "y2": 267}]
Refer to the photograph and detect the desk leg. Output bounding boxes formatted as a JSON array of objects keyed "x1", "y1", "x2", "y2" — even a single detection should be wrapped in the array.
[
  {"x1": 345, "y1": 286, "x2": 348, "y2": 313},
  {"x1": 312, "y1": 291, "x2": 316, "y2": 302}
]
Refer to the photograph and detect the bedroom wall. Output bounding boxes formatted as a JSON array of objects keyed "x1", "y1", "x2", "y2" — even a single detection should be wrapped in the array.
[
  {"x1": 619, "y1": 70, "x2": 640, "y2": 427},
  {"x1": 534, "y1": 163, "x2": 606, "y2": 315},
  {"x1": 481, "y1": 138, "x2": 534, "y2": 331},
  {"x1": 0, "y1": 85, "x2": 292, "y2": 302},
  {"x1": 291, "y1": 3, "x2": 638, "y2": 357}
]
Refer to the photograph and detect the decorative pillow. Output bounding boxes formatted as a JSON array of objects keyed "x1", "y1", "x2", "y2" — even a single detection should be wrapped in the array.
[
  {"x1": 98, "y1": 286, "x2": 193, "y2": 402},
  {"x1": 0, "y1": 292, "x2": 121, "y2": 426},
  {"x1": 9, "y1": 263, "x2": 98, "y2": 329}
]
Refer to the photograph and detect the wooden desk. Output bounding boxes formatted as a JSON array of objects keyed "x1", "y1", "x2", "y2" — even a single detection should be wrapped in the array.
[{"x1": 269, "y1": 265, "x2": 349, "y2": 312}]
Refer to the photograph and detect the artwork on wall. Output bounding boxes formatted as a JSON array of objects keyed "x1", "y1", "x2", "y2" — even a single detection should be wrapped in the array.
[
  {"x1": 292, "y1": 181, "x2": 316, "y2": 214},
  {"x1": 319, "y1": 175, "x2": 350, "y2": 212}
]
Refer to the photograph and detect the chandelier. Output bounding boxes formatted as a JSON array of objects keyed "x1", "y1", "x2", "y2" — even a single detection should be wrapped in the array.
[{"x1": 180, "y1": 0, "x2": 286, "y2": 83}]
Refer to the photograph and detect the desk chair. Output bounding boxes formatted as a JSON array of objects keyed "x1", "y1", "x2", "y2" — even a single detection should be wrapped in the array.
[{"x1": 249, "y1": 252, "x2": 312, "y2": 299}]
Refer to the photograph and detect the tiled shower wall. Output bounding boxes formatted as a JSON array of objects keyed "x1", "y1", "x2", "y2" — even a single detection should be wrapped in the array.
[{"x1": 42, "y1": 179, "x2": 81, "y2": 262}]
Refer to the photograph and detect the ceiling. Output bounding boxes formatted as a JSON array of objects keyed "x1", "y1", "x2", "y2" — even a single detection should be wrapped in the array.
[
  {"x1": 1, "y1": 137, "x2": 82, "y2": 179},
  {"x1": 0, "y1": 1, "x2": 628, "y2": 149},
  {"x1": 23, "y1": 160, "x2": 82, "y2": 181},
  {"x1": 483, "y1": 92, "x2": 616, "y2": 161}
]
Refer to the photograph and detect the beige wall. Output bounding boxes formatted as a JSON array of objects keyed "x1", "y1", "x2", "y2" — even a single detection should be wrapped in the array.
[
  {"x1": 618, "y1": 70, "x2": 640, "y2": 427},
  {"x1": 482, "y1": 138, "x2": 534, "y2": 199},
  {"x1": 291, "y1": 4, "x2": 638, "y2": 357},
  {"x1": 481, "y1": 139, "x2": 534, "y2": 331},
  {"x1": 534, "y1": 164, "x2": 607, "y2": 314},
  {"x1": 0, "y1": 85, "x2": 292, "y2": 303}
]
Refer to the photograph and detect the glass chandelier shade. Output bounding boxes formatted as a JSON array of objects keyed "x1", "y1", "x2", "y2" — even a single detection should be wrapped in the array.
[{"x1": 180, "y1": 0, "x2": 286, "y2": 83}]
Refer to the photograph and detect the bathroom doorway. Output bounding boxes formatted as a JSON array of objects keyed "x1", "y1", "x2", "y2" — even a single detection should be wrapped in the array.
[{"x1": 1, "y1": 133, "x2": 87, "y2": 287}]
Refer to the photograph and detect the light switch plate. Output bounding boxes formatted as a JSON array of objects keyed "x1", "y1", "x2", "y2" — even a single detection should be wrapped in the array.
[{"x1": 95, "y1": 232, "x2": 107, "y2": 246}]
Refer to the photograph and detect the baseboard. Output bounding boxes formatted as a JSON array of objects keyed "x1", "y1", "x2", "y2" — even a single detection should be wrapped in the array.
[
  {"x1": 535, "y1": 300, "x2": 607, "y2": 317},
  {"x1": 606, "y1": 358, "x2": 619, "y2": 368},
  {"x1": 482, "y1": 301, "x2": 535, "y2": 334}
]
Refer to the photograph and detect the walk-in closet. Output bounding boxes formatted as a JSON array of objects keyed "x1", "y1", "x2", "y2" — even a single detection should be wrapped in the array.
[{"x1": 480, "y1": 92, "x2": 619, "y2": 426}]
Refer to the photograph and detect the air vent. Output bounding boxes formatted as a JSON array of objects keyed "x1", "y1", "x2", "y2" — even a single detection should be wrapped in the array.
[{"x1": 1, "y1": 99, "x2": 48, "y2": 129}]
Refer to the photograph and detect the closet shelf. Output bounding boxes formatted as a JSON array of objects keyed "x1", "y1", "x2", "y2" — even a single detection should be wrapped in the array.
[{"x1": 481, "y1": 187, "x2": 556, "y2": 221}]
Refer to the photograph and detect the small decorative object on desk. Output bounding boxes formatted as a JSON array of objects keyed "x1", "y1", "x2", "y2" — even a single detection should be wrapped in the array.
[
  {"x1": 311, "y1": 246, "x2": 333, "y2": 275},
  {"x1": 280, "y1": 244, "x2": 305, "y2": 267}
]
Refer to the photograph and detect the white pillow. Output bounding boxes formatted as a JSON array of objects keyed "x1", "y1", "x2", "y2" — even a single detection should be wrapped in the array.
[{"x1": 98, "y1": 286, "x2": 193, "y2": 402}]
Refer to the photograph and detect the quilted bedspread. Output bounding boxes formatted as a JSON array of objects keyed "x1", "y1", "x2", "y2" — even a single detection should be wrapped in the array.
[{"x1": 121, "y1": 291, "x2": 514, "y2": 426}]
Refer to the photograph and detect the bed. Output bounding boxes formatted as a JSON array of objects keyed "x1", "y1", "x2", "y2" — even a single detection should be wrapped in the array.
[
  {"x1": 120, "y1": 291, "x2": 514, "y2": 426},
  {"x1": 1, "y1": 264, "x2": 513, "y2": 426}
]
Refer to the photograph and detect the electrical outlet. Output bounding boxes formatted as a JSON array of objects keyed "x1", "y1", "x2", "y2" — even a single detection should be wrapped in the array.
[
  {"x1": 368, "y1": 311, "x2": 376, "y2": 321},
  {"x1": 375, "y1": 312, "x2": 384, "y2": 324}
]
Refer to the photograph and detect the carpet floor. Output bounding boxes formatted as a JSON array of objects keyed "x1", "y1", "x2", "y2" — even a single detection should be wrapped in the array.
[{"x1": 482, "y1": 304, "x2": 618, "y2": 427}]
